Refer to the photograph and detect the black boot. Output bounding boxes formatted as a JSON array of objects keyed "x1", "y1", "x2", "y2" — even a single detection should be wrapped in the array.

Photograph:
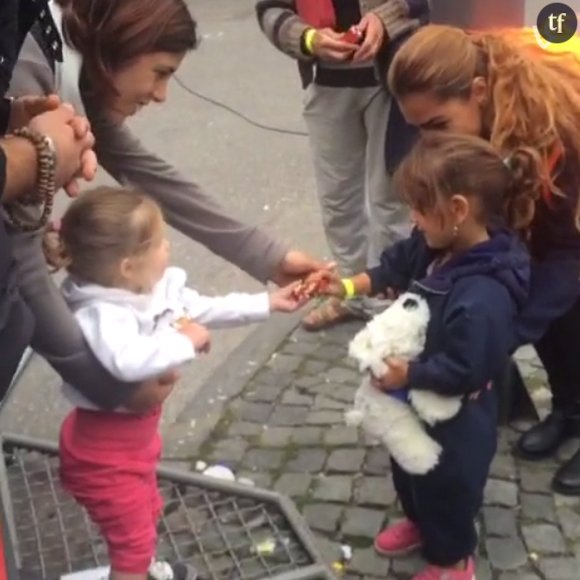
[
  {"x1": 553, "y1": 447, "x2": 580, "y2": 495},
  {"x1": 513, "y1": 410, "x2": 580, "y2": 460}
]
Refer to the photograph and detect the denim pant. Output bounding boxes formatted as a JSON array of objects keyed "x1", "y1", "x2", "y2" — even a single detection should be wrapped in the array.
[{"x1": 391, "y1": 386, "x2": 498, "y2": 565}]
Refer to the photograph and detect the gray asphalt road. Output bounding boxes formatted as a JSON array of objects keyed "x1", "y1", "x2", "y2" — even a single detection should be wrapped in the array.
[
  {"x1": 0, "y1": 0, "x2": 328, "y2": 438},
  {"x1": 0, "y1": 0, "x2": 556, "y2": 439}
]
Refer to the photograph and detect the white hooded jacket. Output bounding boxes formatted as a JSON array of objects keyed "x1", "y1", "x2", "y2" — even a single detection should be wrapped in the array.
[{"x1": 61, "y1": 266, "x2": 270, "y2": 411}]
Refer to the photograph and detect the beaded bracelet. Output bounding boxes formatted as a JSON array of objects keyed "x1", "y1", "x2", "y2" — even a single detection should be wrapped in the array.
[{"x1": 4, "y1": 126, "x2": 57, "y2": 232}]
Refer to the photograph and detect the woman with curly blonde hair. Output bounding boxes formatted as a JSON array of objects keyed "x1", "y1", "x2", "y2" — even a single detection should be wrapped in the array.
[{"x1": 386, "y1": 25, "x2": 580, "y2": 499}]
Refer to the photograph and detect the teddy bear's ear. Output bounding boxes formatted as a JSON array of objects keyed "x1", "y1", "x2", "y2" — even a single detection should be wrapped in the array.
[{"x1": 402, "y1": 297, "x2": 419, "y2": 310}]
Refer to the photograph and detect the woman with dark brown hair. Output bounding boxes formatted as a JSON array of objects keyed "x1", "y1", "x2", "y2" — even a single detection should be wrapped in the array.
[{"x1": 5, "y1": 0, "x2": 327, "y2": 417}]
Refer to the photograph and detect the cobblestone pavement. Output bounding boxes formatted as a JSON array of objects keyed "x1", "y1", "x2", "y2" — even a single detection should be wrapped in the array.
[{"x1": 180, "y1": 320, "x2": 580, "y2": 580}]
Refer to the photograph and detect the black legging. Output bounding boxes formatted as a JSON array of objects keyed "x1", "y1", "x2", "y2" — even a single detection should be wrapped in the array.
[{"x1": 535, "y1": 295, "x2": 580, "y2": 411}]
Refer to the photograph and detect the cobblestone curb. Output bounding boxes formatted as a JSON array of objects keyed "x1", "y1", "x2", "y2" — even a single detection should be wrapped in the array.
[{"x1": 171, "y1": 317, "x2": 580, "y2": 580}]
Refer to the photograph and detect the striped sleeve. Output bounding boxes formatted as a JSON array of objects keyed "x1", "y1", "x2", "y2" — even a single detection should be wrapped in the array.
[{"x1": 255, "y1": 0, "x2": 314, "y2": 60}]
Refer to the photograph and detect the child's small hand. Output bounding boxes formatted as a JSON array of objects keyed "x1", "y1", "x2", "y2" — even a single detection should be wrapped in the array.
[
  {"x1": 179, "y1": 321, "x2": 211, "y2": 353},
  {"x1": 269, "y1": 282, "x2": 309, "y2": 313},
  {"x1": 293, "y1": 269, "x2": 344, "y2": 300},
  {"x1": 315, "y1": 269, "x2": 346, "y2": 298},
  {"x1": 371, "y1": 358, "x2": 409, "y2": 391}
]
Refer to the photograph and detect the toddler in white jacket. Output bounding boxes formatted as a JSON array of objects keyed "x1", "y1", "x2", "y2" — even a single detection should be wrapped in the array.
[{"x1": 45, "y1": 186, "x2": 306, "y2": 580}]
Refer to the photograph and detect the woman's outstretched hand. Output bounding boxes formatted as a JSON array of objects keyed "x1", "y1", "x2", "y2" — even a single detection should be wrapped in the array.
[{"x1": 271, "y1": 250, "x2": 335, "y2": 287}]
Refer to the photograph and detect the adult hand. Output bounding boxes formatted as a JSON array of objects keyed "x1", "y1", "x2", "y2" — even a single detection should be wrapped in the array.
[
  {"x1": 8, "y1": 94, "x2": 61, "y2": 131},
  {"x1": 351, "y1": 12, "x2": 386, "y2": 63},
  {"x1": 271, "y1": 250, "x2": 335, "y2": 287},
  {"x1": 301, "y1": 269, "x2": 345, "y2": 299},
  {"x1": 311, "y1": 28, "x2": 359, "y2": 62},
  {"x1": 29, "y1": 103, "x2": 97, "y2": 196},
  {"x1": 371, "y1": 358, "x2": 409, "y2": 390},
  {"x1": 125, "y1": 370, "x2": 179, "y2": 414}
]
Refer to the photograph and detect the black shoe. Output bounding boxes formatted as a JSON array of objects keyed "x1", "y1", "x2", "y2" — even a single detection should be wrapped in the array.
[
  {"x1": 513, "y1": 410, "x2": 580, "y2": 460},
  {"x1": 553, "y1": 447, "x2": 580, "y2": 495}
]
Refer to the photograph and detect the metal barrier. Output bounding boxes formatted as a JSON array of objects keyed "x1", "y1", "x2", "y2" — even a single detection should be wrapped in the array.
[{"x1": 0, "y1": 434, "x2": 335, "y2": 580}]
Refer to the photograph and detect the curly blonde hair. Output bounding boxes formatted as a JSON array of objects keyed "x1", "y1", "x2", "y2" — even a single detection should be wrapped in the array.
[{"x1": 387, "y1": 24, "x2": 580, "y2": 229}]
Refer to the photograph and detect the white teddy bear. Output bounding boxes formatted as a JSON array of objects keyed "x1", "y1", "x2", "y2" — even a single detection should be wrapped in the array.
[{"x1": 346, "y1": 292, "x2": 463, "y2": 475}]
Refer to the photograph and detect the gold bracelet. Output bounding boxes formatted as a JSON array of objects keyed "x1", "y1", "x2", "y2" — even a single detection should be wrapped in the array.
[
  {"x1": 304, "y1": 28, "x2": 317, "y2": 54},
  {"x1": 3, "y1": 127, "x2": 57, "y2": 232},
  {"x1": 341, "y1": 278, "x2": 356, "y2": 299}
]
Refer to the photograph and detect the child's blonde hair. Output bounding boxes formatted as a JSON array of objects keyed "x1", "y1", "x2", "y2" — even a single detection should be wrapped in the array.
[{"x1": 44, "y1": 187, "x2": 163, "y2": 286}]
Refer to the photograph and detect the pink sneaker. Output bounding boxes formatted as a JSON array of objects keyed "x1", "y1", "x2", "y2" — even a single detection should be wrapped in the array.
[
  {"x1": 412, "y1": 557, "x2": 475, "y2": 580},
  {"x1": 374, "y1": 519, "x2": 422, "y2": 556}
]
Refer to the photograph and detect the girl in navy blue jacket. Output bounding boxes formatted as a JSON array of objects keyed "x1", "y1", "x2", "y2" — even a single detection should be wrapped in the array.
[
  {"x1": 319, "y1": 131, "x2": 532, "y2": 580},
  {"x1": 387, "y1": 24, "x2": 580, "y2": 496}
]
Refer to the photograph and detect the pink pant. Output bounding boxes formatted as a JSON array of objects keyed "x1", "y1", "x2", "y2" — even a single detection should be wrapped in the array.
[{"x1": 59, "y1": 407, "x2": 163, "y2": 574}]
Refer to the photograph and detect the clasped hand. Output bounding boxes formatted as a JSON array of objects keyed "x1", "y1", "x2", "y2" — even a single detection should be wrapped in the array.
[
  {"x1": 310, "y1": 13, "x2": 386, "y2": 63},
  {"x1": 9, "y1": 94, "x2": 97, "y2": 197}
]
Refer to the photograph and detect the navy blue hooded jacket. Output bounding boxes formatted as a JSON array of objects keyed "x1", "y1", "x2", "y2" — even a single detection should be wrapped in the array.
[{"x1": 366, "y1": 229, "x2": 530, "y2": 397}]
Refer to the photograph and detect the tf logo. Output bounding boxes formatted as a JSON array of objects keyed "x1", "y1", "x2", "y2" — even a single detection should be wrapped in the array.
[{"x1": 533, "y1": 3, "x2": 578, "y2": 49}]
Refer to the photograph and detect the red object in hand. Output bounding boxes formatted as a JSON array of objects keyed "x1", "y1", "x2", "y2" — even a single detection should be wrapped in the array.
[
  {"x1": 291, "y1": 276, "x2": 330, "y2": 301},
  {"x1": 342, "y1": 25, "x2": 364, "y2": 45}
]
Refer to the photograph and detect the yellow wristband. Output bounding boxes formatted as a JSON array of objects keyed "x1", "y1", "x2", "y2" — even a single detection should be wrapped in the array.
[
  {"x1": 304, "y1": 28, "x2": 316, "y2": 54},
  {"x1": 341, "y1": 278, "x2": 356, "y2": 299}
]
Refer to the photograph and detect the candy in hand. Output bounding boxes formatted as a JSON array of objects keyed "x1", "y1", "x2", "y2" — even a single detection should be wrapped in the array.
[
  {"x1": 291, "y1": 275, "x2": 330, "y2": 301},
  {"x1": 342, "y1": 25, "x2": 364, "y2": 45}
]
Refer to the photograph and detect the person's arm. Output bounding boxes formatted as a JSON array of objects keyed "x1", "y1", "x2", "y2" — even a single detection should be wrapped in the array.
[
  {"x1": 334, "y1": 230, "x2": 423, "y2": 299},
  {"x1": 167, "y1": 267, "x2": 271, "y2": 329},
  {"x1": 352, "y1": 228, "x2": 424, "y2": 297},
  {"x1": 2, "y1": 33, "x2": 59, "y2": 204},
  {"x1": 255, "y1": 0, "x2": 311, "y2": 61},
  {"x1": 74, "y1": 303, "x2": 195, "y2": 382},
  {"x1": 407, "y1": 280, "x2": 515, "y2": 397},
  {"x1": 7, "y1": 34, "x2": 57, "y2": 99},
  {"x1": 5, "y1": 32, "x2": 168, "y2": 413},
  {"x1": 0, "y1": 137, "x2": 38, "y2": 201},
  {"x1": 85, "y1": 101, "x2": 289, "y2": 284},
  {"x1": 370, "y1": 0, "x2": 430, "y2": 43},
  {"x1": 8, "y1": 228, "x2": 145, "y2": 410}
]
